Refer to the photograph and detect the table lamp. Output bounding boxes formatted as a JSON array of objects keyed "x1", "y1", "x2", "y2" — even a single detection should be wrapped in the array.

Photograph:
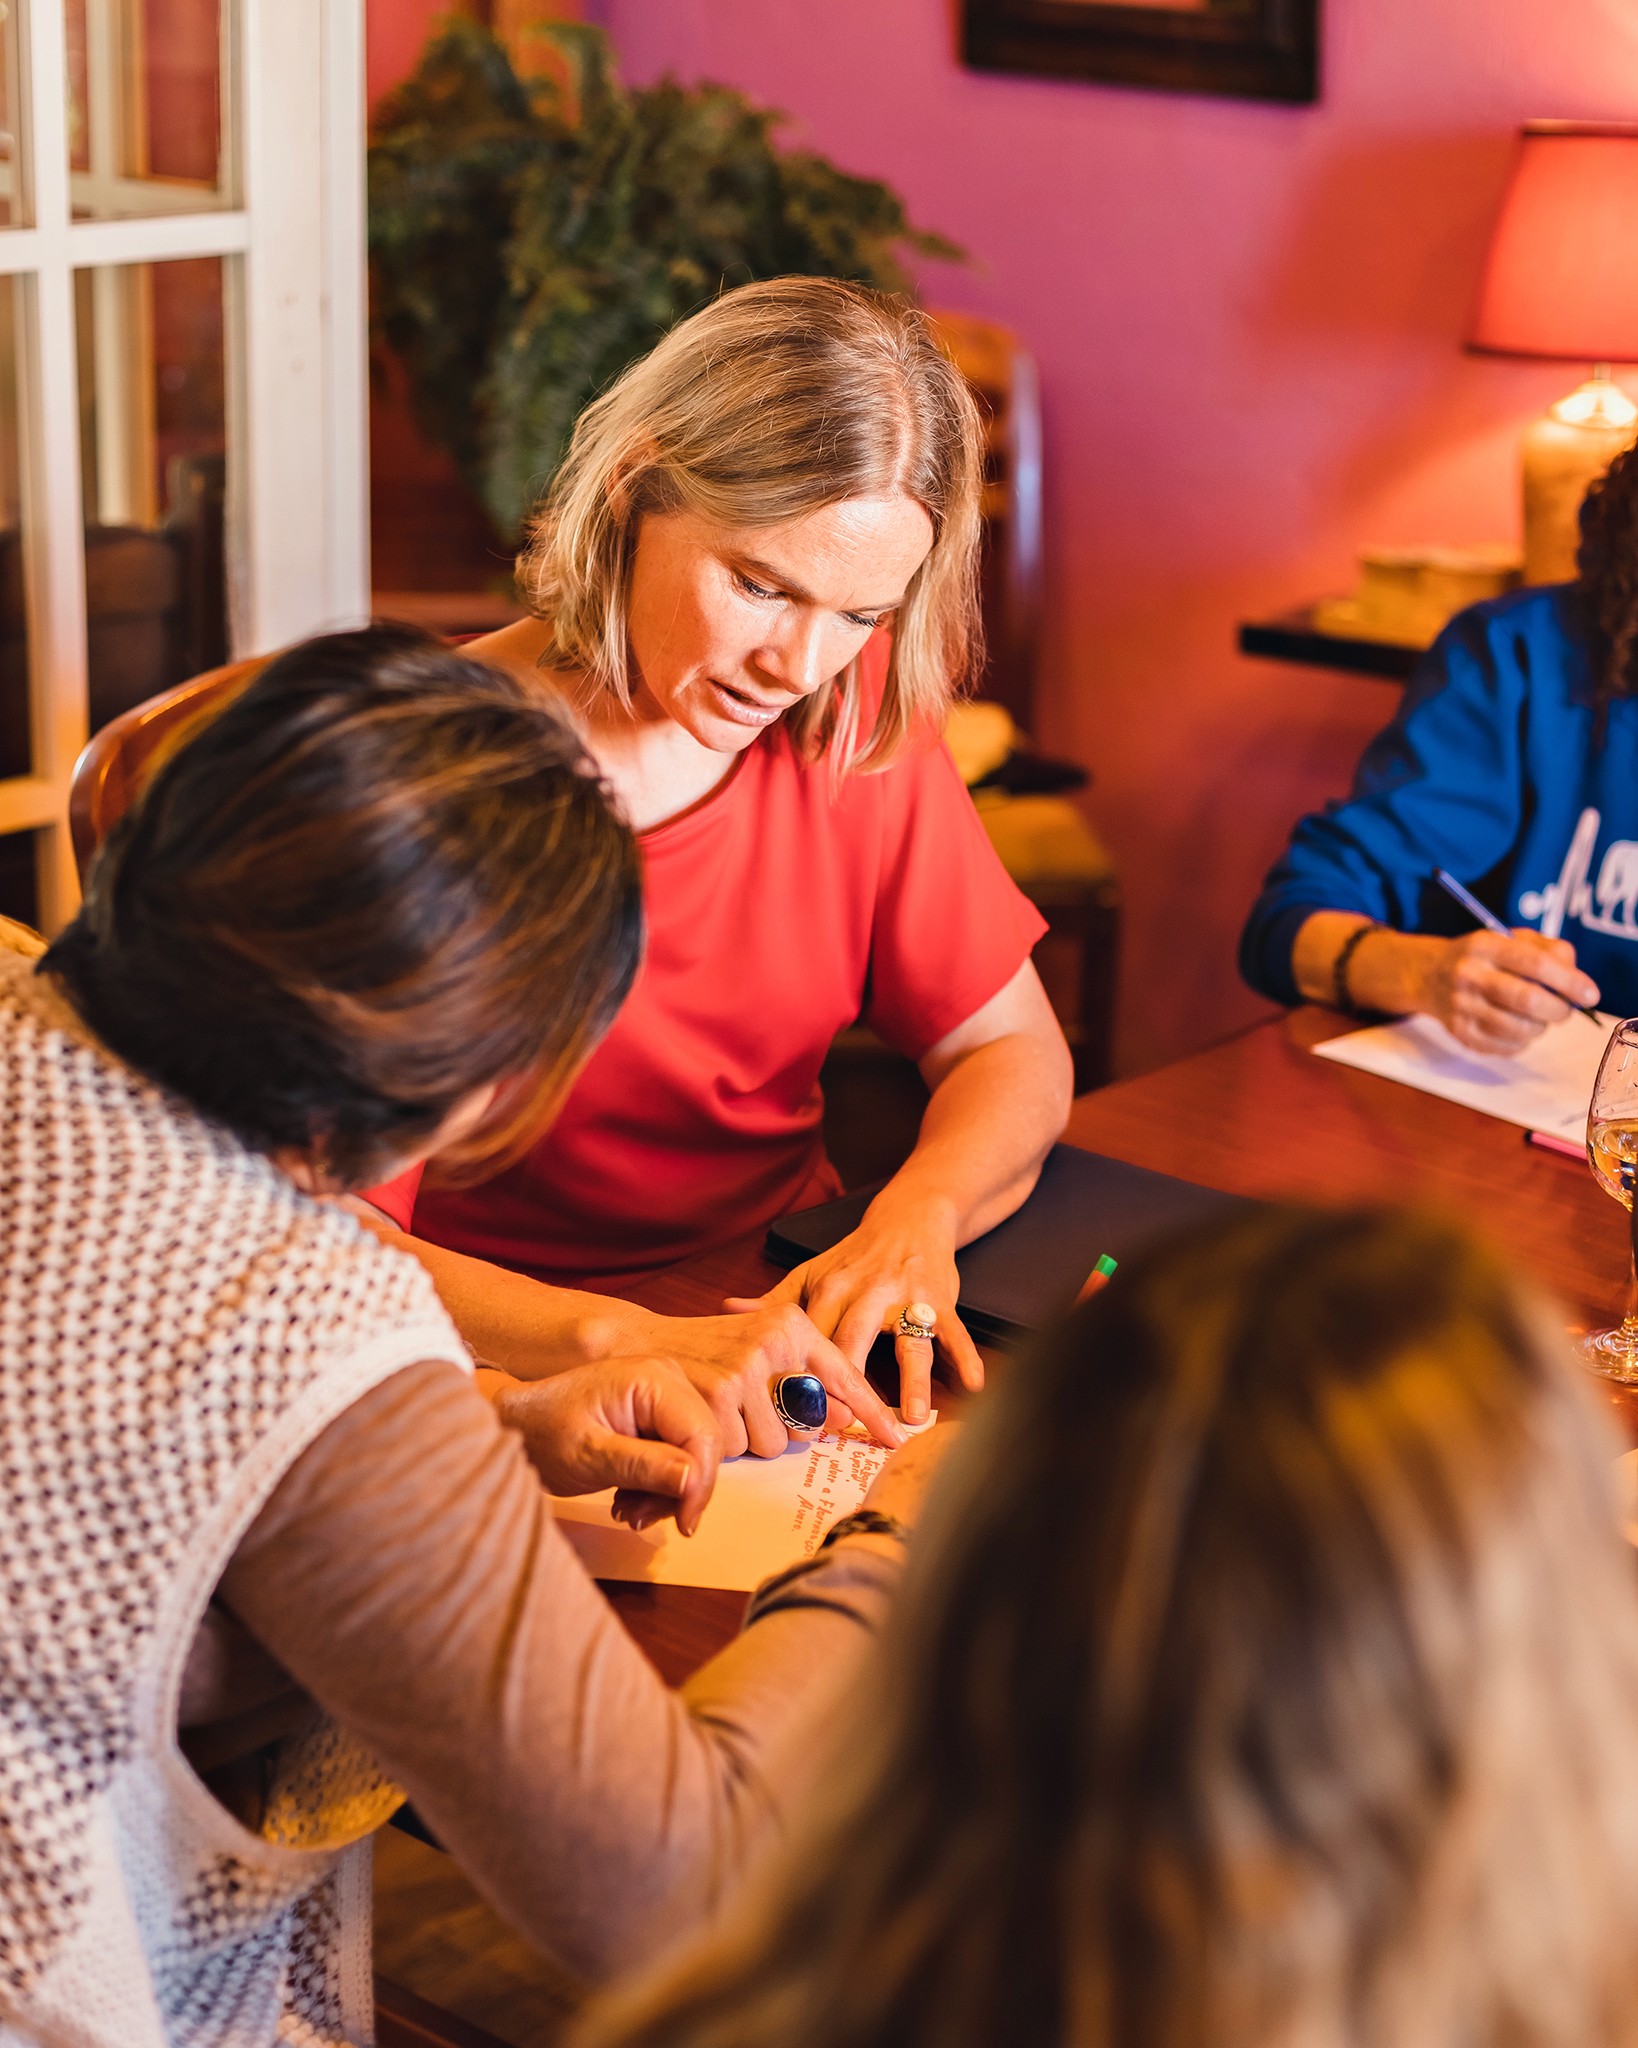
[{"x1": 1469, "y1": 121, "x2": 1638, "y2": 584}]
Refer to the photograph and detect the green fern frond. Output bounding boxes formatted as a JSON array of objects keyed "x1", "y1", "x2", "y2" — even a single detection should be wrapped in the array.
[{"x1": 368, "y1": 21, "x2": 964, "y2": 543}]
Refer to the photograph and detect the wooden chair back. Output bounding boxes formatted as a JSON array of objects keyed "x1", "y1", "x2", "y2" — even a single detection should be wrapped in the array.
[
  {"x1": 927, "y1": 307, "x2": 1044, "y2": 732},
  {"x1": 68, "y1": 656, "x2": 263, "y2": 878}
]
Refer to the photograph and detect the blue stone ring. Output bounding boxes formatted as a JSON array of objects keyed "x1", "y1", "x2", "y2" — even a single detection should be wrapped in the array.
[{"x1": 772, "y1": 1372, "x2": 829, "y2": 1434}]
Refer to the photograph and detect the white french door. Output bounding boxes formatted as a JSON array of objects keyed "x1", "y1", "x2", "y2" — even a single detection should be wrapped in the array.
[{"x1": 0, "y1": 0, "x2": 367, "y2": 929}]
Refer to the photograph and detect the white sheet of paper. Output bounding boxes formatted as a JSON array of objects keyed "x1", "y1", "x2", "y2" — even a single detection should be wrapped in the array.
[
  {"x1": 1312, "y1": 1010, "x2": 1616, "y2": 1142},
  {"x1": 549, "y1": 1418, "x2": 932, "y2": 1592}
]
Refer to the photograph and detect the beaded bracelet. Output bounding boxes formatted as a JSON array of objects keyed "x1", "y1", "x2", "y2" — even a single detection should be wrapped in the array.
[
  {"x1": 819, "y1": 1509, "x2": 907, "y2": 1552},
  {"x1": 1332, "y1": 920, "x2": 1386, "y2": 1015}
]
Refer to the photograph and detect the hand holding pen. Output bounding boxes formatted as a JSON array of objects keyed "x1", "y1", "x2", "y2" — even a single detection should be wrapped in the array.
[
  {"x1": 1428, "y1": 870, "x2": 1603, "y2": 1045},
  {"x1": 1433, "y1": 870, "x2": 1602, "y2": 1025}
]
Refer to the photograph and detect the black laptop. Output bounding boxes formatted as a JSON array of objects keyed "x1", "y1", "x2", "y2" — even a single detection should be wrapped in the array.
[{"x1": 766, "y1": 1144, "x2": 1251, "y2": 1348}]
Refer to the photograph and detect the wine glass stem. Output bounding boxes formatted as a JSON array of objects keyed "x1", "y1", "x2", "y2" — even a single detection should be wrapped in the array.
[{"x1": 1623, "y1": 1239, "x2": 1638, "y2": 1360}]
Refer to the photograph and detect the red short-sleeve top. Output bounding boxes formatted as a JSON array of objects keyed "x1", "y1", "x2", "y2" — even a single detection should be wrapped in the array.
[{"x1": 370, "y1": 649, "x2": 1046, "y2": 1280}]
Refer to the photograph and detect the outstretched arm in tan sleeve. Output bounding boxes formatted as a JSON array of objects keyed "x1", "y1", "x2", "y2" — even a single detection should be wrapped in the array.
[{"x1": 216, "y1": 1361, "x2": 903, "y2": 1982}]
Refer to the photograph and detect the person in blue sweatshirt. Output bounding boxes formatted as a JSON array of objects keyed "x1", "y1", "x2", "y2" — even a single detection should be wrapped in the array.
[{"x1": 1239, "y1": 440, "x2": 1638, "y2": 1054}]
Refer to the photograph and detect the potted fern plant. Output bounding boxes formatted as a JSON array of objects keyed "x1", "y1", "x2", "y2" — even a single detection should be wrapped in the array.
[{"x1": 368, "y1": 19, "x2": 960, "y2": 546}]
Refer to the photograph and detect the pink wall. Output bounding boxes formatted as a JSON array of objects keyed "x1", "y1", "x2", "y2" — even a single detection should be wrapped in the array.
[
  {"x1": 600, "y1": 0, "x2": 1638, "y2": 1073},
  {"x1": 368, "y1": 0, "x2": 453, "y2": 106},
  {"x1": 368, "y1": 2, "x2": 586, "y2": 108}
]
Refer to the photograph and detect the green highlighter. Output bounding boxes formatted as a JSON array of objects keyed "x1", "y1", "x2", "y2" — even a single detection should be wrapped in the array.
[{"x1": 1076, "y1": 1252, "x2": 1118, "y2": 1306}]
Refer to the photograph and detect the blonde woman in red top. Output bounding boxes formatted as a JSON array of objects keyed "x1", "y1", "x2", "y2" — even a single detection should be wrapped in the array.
[{"x1": 367, "y1": 279, "x2": 1073, "y2": 1454}]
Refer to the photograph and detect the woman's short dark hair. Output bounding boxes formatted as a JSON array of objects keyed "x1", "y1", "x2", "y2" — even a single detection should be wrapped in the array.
[
  {"x1": 44, "y1": 623, "x2": 642, "y2": 1190},
  {"x1": 581, "y1": 1206, "x2": 1638, "y2": 2048}
]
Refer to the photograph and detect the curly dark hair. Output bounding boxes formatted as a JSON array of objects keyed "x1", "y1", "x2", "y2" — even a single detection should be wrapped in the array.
[{"x1": 1577, "y1": 437, "x2": 1638, "y2": 738}]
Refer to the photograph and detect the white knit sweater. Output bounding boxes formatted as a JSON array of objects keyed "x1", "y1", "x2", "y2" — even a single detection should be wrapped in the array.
[{"x1": 0, "y1": 948, "x2": 469, "y2": 2046}]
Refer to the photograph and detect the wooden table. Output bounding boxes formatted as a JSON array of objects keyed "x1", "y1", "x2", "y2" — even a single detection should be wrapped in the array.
[
  {"x1": 1067, "y1": 1006, "x2": 1627, "y2": 1325},
  {"x1": 383, "y1": 1006, "x2": 1635, "y2": 2046},
  {"x1": 598, "y1": 1004, "x2": 1633, "y2": 1681}
]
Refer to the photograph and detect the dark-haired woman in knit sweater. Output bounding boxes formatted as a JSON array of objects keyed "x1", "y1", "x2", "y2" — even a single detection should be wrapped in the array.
[
  {"x1": 1240, "y1": 440, "x2": 1638, "y2": 1052},
  {"x1": 0, "y1": 627, "x2": 938, "y2": 2046}
]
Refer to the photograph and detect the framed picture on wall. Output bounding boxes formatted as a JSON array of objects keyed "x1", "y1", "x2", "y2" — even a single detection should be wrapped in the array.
[{"x1": 962, "y1": 0, "x2": 1318, "y2": 105}]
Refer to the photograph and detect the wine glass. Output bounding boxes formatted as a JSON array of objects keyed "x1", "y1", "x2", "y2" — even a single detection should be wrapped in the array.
[{"x1": 1586, "y1": 1017, "x2": 1638, "y2": 1379}]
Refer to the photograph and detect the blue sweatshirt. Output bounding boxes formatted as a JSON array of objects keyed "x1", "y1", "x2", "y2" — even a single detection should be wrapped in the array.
[{"x1": 1240, "y1": 583, "x2": 1638, "y2": 1013}]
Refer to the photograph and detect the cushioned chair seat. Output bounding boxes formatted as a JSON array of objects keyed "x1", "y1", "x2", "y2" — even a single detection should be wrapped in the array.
[{"x1": 975, "y1": 790, "x2": 1116, "y2": 892}]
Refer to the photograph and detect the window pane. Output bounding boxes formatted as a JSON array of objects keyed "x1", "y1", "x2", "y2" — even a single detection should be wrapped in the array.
[
  {"x1": 0, "y1": 0, "x2": 27, "y2": 225},
  {"x1": 67, "y1": 0, "x2": 233, "y2": 217},
  {"x1": 0, "y1": 832, "x2": 36, "y2": 926},
  {"x1": 76, "y1": 256, "x2": 228, "y2": 732},
  {"x1": 0, "y1": 276, "x2": 30, "y2": 780},
  {"x1": 0, "y1": 261, "x2": 32, "y2": 920}
]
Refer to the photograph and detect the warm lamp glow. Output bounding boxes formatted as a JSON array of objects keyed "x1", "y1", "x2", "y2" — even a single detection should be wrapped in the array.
[
  {"x1": 1468, "y1": 122, "x2": 1638, "y2": 585},
  {"x1": 1470, "y1": 123, "x2": 1638, "y2": 363},
  {"x1": 1550, "y1": 371, "x2": 1638, "y2": 430}
]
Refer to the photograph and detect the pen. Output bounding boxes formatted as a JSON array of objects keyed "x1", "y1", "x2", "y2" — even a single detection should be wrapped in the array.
[
  {"x1": 1433, "y1": 868, "x2": 1602, "y2": 1024},
  {"x1": 1076, "y1": 1252, "x2": 1118, "y2": 1305}
]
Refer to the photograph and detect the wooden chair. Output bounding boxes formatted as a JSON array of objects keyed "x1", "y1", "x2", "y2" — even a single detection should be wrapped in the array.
[
  {"x1": 68, "y1": 656, "x2": 261, "y2": 878},
  {"x1": 926, "y1": 308, "x2": 1043, "y2": 731},
  {"x1": 822, "y1": 313, "x2": 1119, "y2": 1180}
]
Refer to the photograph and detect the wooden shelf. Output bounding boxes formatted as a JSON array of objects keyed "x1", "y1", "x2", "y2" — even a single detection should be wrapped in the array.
[{"x1": 1238, "y1": 607, "x2": 1422, "y2": 682}]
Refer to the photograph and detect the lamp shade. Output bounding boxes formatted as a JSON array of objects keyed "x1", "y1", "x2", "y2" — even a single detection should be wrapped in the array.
[{"x1": 1469, "y1": 122, "x2": 1638, "y2": 363}]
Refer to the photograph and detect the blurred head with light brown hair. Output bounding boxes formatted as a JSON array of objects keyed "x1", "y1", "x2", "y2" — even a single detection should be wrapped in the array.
[
  {"x1": 580, "y1": 1206, "x2": 1638, "y2": 2048},
  {"x1": 516, "y1": 276, "x2": 985, "y2": 775}
]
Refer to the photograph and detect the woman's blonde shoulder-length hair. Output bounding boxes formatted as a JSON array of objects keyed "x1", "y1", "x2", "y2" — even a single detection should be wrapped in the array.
[{"x1": 516, "y1": 277, "x2": 986, "y2": 776}]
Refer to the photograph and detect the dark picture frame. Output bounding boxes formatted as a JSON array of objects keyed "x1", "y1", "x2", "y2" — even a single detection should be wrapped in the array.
[{"x1": 962, "y1": 0, "x2": 1319, "y2": 106}]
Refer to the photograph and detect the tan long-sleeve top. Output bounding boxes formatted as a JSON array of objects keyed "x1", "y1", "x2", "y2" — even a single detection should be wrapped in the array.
[{"x1": 209, "y1": 1361, "x2": 902, "y2": 1984}]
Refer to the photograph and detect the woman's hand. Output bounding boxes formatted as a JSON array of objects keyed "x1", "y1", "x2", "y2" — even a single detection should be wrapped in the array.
[
  {"x1": 727, "y1": 1190, "x2": 985, "y2": 1427},
  {"x1": 734, "y1": 962, "x2": 1064, "y2": 1424},
  {"x1": 1411, "y1": 928, "x2": 1600, "y2": 1054},
  {"x1": 578, "y1": 1306, "x2": 908, "y2": 1462},
  {"x1": 1294, "y1": 911, "x2": 1602, "y2": 1055},
  {"x1": 480, "y1": 1359, "x2": 722, "y2": 1536}
]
